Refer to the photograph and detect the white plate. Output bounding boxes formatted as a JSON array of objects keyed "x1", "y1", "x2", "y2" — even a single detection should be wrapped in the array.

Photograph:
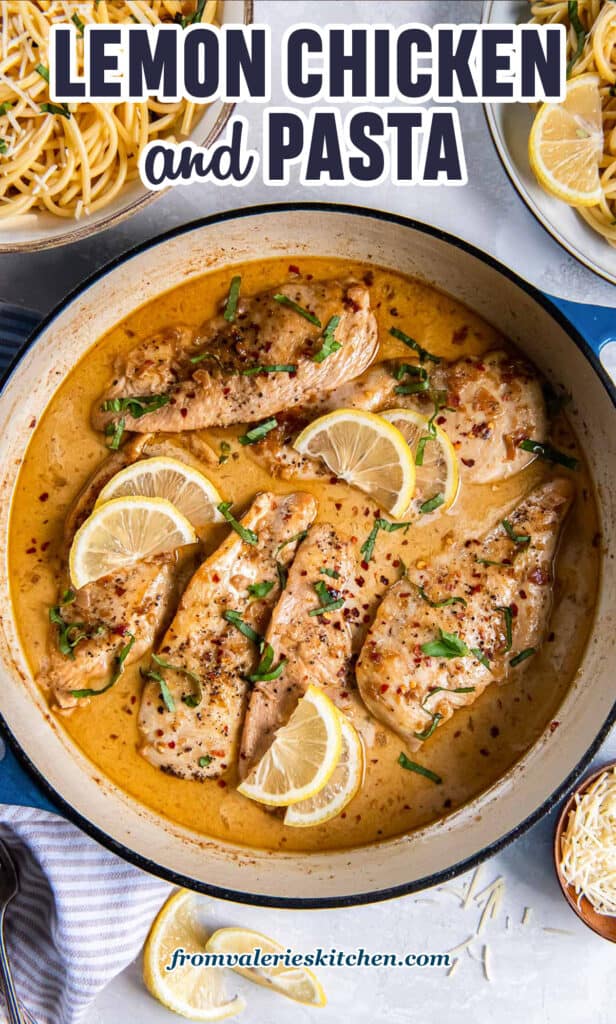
[
  {"x1": 0, "y1": 0, "x2": 251, "y2": 254},
  {"x1": 482, "y1": 0, "x2": 616, "y2": 287}
]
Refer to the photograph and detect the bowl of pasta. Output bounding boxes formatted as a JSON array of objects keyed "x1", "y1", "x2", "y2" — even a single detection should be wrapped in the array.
[
  {"x1": 483, "y1": 0, "x2": 616, "y2": 286},
  {"x1": 0, "y1": 0, "x2": 251, "y2": 253}
]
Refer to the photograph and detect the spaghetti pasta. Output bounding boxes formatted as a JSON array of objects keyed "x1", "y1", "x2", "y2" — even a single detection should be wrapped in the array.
[
  {"x1": 530, "y1": 0, "x2": 616, "y2": 247},
  {"x1": 0, "y1": 1, "x2": 217, "y2": 222}
]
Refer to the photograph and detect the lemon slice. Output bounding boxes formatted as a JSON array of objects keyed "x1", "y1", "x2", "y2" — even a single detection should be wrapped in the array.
[
  {"x1": 95, "y1": 456, "x2": 224, "y2": 528},
  {"x1": 143, "y1": 890, "x2": 246, "y2": 1021},
  {"x1": 293, "y1": 409, "x2": 415, "y2": 518},
  {"x1": 381, "y1": 408, "x2": 458, "y2": 517},
  {"x1": 205, "y1": 927, "x2": 326, "y2": 1007},
  {"x1": 69, "y1": 496, "x2": 197, "y2": 589},
  {"x1": 284, "y1": 711, "x2": 363, "y2": 827},
  {"x1": 237, "y1": 685, "x2": 342, "y2": 807},
  {"x1": 529, "y1": 74, "x2": 604, "y2": 207}
]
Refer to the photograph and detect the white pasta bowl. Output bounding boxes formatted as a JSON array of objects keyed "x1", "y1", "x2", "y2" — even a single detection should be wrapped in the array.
[
  {"x1": 0, "y1": 204, "x2": 614, "y2": 908},
  {"x1": 482, "y1": 0, "x2": 616, "y2": 286},
  {"x1": 0, "y1": 0, "x2": 251, "y2": 254}
]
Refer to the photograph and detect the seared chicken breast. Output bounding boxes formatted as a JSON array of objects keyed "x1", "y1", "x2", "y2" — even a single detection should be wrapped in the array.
[
  {"x1": 251, "y1": 351, "x2": 547, "y2": 485},
  {"x1": 239, "y1": 524, "x2": 355, "y2": 777},
  {"x1": 356, "y1": 478, "x2": 573, "y2": 747},
  {"x1": 93, "y1": 280, "x2": 378, "y2": 434},
  {"x1": 138, "y1": 491, "x2": 317, "y2": 780}
]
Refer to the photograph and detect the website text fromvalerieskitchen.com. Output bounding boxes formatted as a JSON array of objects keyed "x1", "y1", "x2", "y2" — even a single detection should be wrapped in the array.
[{"x1": 166, "y1": 947, "x2": 451, "y2": 971}]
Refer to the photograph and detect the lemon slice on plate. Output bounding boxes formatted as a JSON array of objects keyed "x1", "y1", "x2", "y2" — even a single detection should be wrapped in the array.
[
  {"x1": 95, "y1": 456, "x2": 224, "y2": 528},
  {"x1": 381, "y1": 408, "x2": 458, "y2": 517},
  {"x1": 293, "y1": 409, "x2": 415, "y2": 518},
  {"x1": 237, "y1": 685, "x2": 342, "y2": 807},
  {"x1": 143, "y1": 890, "x2": 246, "y2": 1021},
  {"x1": 529, "y1": 73, "x2": 604, "y2": 207},
  {"x1": 205, "y1": 927, "x2": 326, "y2": 1007},
  {"x1": 69, "y1": 496, "x2": 197, "y2": 589},
  {"x1": 284, "y1": 711, "x2": 364, "y2": 827}
]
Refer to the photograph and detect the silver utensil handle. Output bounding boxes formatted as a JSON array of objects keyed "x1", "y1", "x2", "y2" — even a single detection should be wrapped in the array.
[{"x1": 0, "y1": 909, "x2": 25, "y2": 1024}]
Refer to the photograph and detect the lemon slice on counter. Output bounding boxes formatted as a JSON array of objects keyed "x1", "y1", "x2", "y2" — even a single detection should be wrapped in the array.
[
  {"x1": 529, "y1": 74, "x2": 604, "y2": 207},
  {"x1": 205, "y1": 927, "x2": 326, "y2": 1007},
  {"x1": 284, "y1": 711, "x2": 364, "y2": 828},
  {"x1": 69, "y1": 496, "x2": 197, "y2": 589},
  {"x1": 381, "y1": 408, "x2": 458, "y2": 517},
  {"x1": 143, "y1": 889, "x2": 246, "y2": 1021},
  {"x1": 237, "y1": 685, "x2": 342, "y2": 807},
  {"x1": 95, "y1": 456, "x2": 224, "y2": 528},
  {"x1": 293, "y1": 409, "x2": 415, "y2": 518}
]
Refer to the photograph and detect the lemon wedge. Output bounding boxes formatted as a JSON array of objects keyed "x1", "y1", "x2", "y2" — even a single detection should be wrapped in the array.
[
  {"x1": 143, "y1": 890, "x2": 246, "y2": 1021},
  {"x1": 69, "y1": 496, "x2": 197, "y2": 589},
  {"x1": 293, "y1": 409, "x2": 415, "y2": 518},
  {"x1": 284, "y1": 711, "x2": 364, "y2": 827},
  {"x1": 529, "y1": 73, "x2": 604, "y2": 207},
  {"x1": 205, "y1": 927, "x2": 326, "y2": 1007},
  {"x1": 95, "y1": 456, "x2": 224, "y2": 528},
  {"x1": 381, "y1": 408, "x2": 458, "y2": 517},
  {"x1": 237, "y1": 685, "x2": 342, "y2": 807}
]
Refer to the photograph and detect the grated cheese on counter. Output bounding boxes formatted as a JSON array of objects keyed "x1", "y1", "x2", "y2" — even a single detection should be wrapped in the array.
[{"x1": 559, "y1": 766, "x2": 616, "y2": 916}]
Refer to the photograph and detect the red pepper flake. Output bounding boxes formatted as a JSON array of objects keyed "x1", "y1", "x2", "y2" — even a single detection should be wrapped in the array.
[
  {"x1": 461, "y1": 458, "x2": 475, "y2": 468},
  {"x1": 380, "y1": 683, "x2": 389, "y2": 693},
  {"x1": 218, "y1": 779, "x2": 227, "y2": 789},
  {"x1": 29, "y1": 417, "x2": 36, "y2": 429},
  {"x1": 156, "y1": 729, "x2": 164, "y2": 737},
  {"x1": 334, "y1": 502, "x2": 342, "y2": 511},
  {"x1": 180, "y1": 408, "x2": 188, "y2": 418},
  {"x1": 41, "y1": 541, "x2": 50, "y2": 552},
  {"x1": 168, "y1": 741, "x2": 176, "y2": 749},
  {"x1": 519, "y1": 589, "x2": 527, "y2": 599},
  {"x1": 329, "y1": 476, "x2": 338, "y2": 485},
  {"x1": 549, "y1": 720, "x2": 560, "y2": 732},
  {"x1": 38, "y1": 492, "x2": 49, "y2": 502},
  {"x1": 451, "y1": 325, "x2": 469, "y2": 345},
  {"x1": 222, "y1": 387, "x2": 230, "y2": 396},
  {"x1": 436, "y1": 415, "x2": 446, "y2": 425},
  {"x1": 510, "y1": 603, "x2": 518, "y2": 616},
  {"x1": 212, "y1": 573, "x2": 220, "y2": 583},
  {"x1": 130, "y1": 695, "x2": 137, "y2": 705},
  {"x1": 26, "y1": 546, "x2": 36, "y2": 554},
  {"x1": 288, "y1": 264, "x2": 300, "y2": 275},
  {"x1": 360, "y1": 560, "x2": 369, "y2": 571}
]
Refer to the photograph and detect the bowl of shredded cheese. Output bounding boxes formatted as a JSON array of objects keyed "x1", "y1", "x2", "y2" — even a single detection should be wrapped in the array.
[
  {"x1": 554, "y1": 763, "x2": 616, "y2": 942},
  {"x1": 0, "y1": 0, "x2": 251, "y2": 252}
]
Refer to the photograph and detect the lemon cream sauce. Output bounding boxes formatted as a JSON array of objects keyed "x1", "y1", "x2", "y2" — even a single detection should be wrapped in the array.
[{"x1": 8, "y1": 257, "x2": 599, "y2": 852}]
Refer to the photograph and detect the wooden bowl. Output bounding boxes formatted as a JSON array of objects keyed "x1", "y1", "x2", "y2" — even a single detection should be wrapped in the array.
[{"x1": 554, "y1": 761, "x2": 616, "y2": 942}]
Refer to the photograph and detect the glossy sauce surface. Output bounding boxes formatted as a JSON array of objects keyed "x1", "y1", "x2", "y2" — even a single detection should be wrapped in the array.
[{"x1": 8, "y1": 257, "x2": 600, "y2": 852}]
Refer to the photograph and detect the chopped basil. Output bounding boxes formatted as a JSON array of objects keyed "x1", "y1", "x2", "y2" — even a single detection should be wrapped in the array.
[
  {"x1": 49, "y1": 603, "x2": 105, "y2": 659},
  {"x1": 360, "y1": 517, "x2": 412, "y2": 563},
  {"x1": 414, "y1": 712, "x2": 443, "y2": 742},
  {"x1": 476, "y1": 556, "x2": 510, "y2": 568},
  {"x1": 389, "y1": 327, "x2": 441, "y2": 364},
  {"x1": 567, "y1": 0, "x2": 586, "y2": 77},
  {"x1": 309, "y1": 579, "x2": 344, "y2": 617},
  {"x1": 276, "y1": 560, "x2": 288, "y2": 591},
  {"x1": 273, "y1": 293, "x2": 321, "y2": 327},
  {"x1": 175, "y1": 0, "x2": 208, "y2": 27},
  {"x1": 198, "y1": 755, "x2": 212, "y2": 768},
  {"x1": 40, "y1": 102, "x2": 71, "y2": 119},
  {"x1": 158, "y1": 678, "x2": 176, "y2": 713},
  {"x1": 319, "y1": 567, "x2": 340, "y2": 579},
  {"x1": 502, "y1": 518, "x2": 530, "y2": 545},
  {"x1": 415, "y1": 394, "x2": 454, "y2": 467},
  {"x1": 241, "y1": 364, "x2": 296, "y2": 376},
  {"x1": 421, "y1": 628, "x2": 468, "y2": 659},
  {"x1": 223, "y1": 609, "x2": 262, "y2": 645},
  {"x1": 313, "y1": 316, "x2": 342, "y2": 363},
  {"x1": 217, "y1": 502, "x2": 258, "y2": 545},
  {"x1": 393, "y1": 363, "x2": 429, "y2": 382},
  {"x1": 276, "y1": 529, "x2": 308, "y2": 554},
  {"x1": 218, "y1": 440, "x2": 232, "y2": 464},
  {"x1": 0, "y1": 103, "x2": 13, "y2": 115},
  {"x1": 189, "y1": 350, "x2": 225, "y2": 368},
  {"x1": 424, "y1": 685, "x2": 476, "y2": 700},
  {"x1": 223, "y1": 275, "x2": 241, "y2": 322},
  {"x1": 247, "y1": 580, "x2": 275, "y2": 599},
  {"x1": 35, "y1": 64, "x2": 49, "y2": 82},
  {"x1": 148, "y1": 653, "x2": 202, "y2": 707},
  {"x1": 518, "y1": 439, "x2": 578, "y2": 470},
  {"x1": 395, "y1": 379, "x2": 431, "y2": 396},
  {"x1": 71, "y1": 632, "x2": 135, "y2": 698},
  {"x1": 0, "y1": 139, "x2": 6, "y2": 154},
  {"x1": 238, "y1": 417, "x2": 278, "y2": 446},
  {"x1": 71, "y1": 12, "x2": 85, "y2": 34},
  {"x1": 101, "y1": 393, "x2": 170, "y2": 419},
  {"x1": 247, "y1": 642, "x2": 286, "y2": 682},
  {"x1": 471, "y1": 647, "x2": 490, "y2": 669},
  {"x1": 498, "y1": 605, "x2": 513, "y2": 653},
  {"x1": 419, "y1": 493, "x2": 445, "y2": 515},
  {"x1": 105, "y1": 417, "x2": 125, "y2": 450},
  {"x1": 398, "y1": 752, "x2": 442, "y2": 784},
  {"x1": 417, "y1": 585, "x2": 467, "y2": 609},
  {"x1": 510, "y1": 647, "x2": 536, "y2": 667}
]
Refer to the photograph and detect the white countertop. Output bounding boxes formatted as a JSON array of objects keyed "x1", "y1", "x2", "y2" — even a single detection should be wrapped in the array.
[{"x1": 1, "y1": 3, "x2": 614, "y2": 1022}]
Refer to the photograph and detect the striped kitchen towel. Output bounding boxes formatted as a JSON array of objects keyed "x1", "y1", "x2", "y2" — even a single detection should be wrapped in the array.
[{"x1": 0, "y1": 803, "x2": 171, "y2": 1024}]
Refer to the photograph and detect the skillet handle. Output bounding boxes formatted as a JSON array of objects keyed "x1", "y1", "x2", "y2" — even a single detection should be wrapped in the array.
[{"x1": 547, "y1": 295, "x2": 616, "y2": 374}]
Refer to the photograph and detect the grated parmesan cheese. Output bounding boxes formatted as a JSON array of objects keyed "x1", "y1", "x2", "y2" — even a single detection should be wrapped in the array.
[{"x1": 559, "y1": 766, "x2": 616, "y2": 916}]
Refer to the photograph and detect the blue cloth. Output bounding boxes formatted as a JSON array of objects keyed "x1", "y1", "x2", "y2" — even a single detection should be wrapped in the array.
[{"x1": 0, "y1": 293, "x2": 611, "y2": 813}]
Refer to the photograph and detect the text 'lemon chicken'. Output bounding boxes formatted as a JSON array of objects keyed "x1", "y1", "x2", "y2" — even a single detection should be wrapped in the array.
[
  {"x1": 93, "y1": 279, "x2": 378, "y2": 435},
  {"x1": 356, "y1": 478, "x2": 573, "y2": 747},
  {"x1": 138, "y1": 491, "x2": 317, "y2": 780}
]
